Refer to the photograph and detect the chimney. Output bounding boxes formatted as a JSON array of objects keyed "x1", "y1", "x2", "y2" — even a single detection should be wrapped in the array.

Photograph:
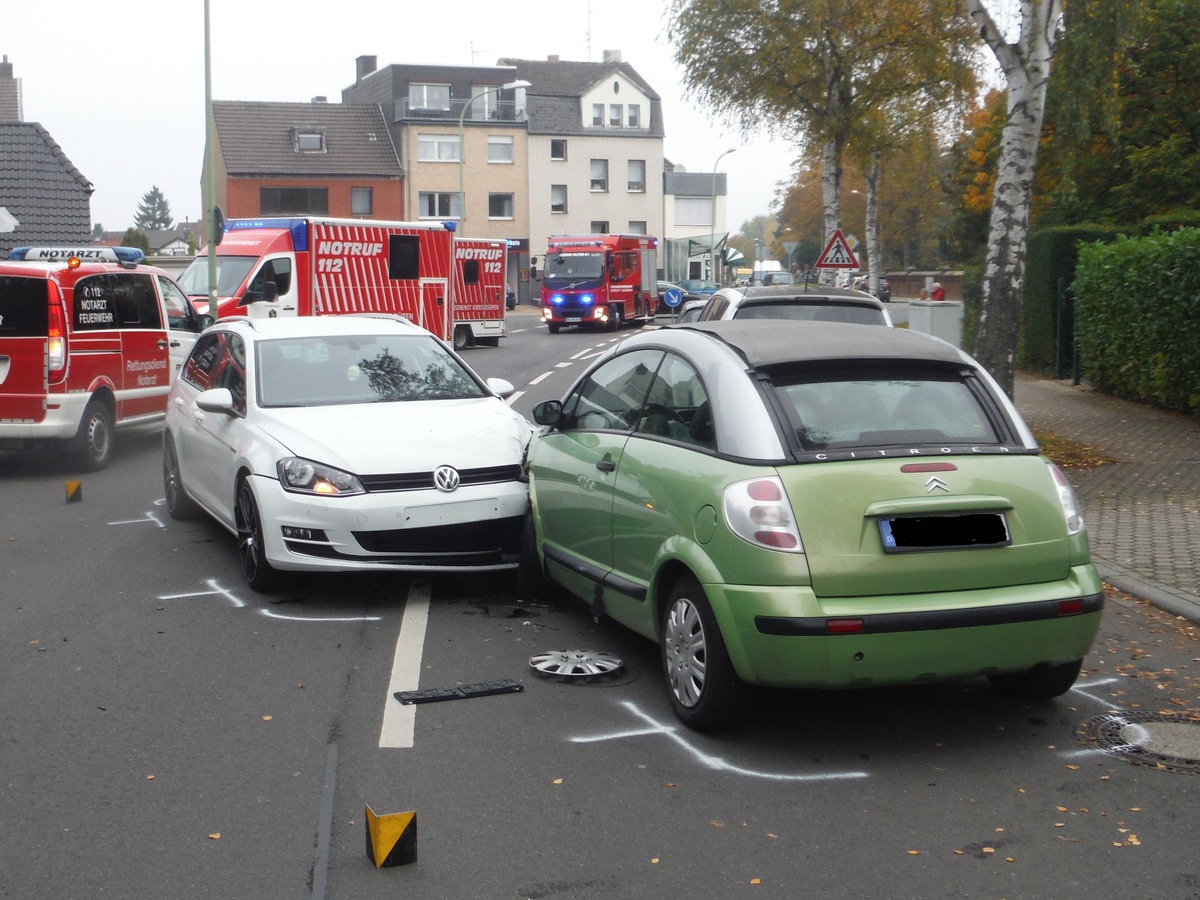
[
  {"x1": 355, "y1": 55, "x2": 377, "y2": 82},
  {"x1": 602, "y1": 50, "x2": 622, "y2": 64},
  {"x1": 311, "y1": 96, "x2": 328, "y2": 103},
  {"x1": 546, "y1": 55, "x2": 560, "y2": 63}
]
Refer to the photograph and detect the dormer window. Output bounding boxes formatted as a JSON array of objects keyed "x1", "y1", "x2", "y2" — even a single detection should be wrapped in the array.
[{"x1": 293, "y1": 129, "x2": 326, "y2": 153}]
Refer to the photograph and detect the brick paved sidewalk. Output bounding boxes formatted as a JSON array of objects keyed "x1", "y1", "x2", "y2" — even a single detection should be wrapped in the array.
[{"x1": 1014, "y1": 373, "x2": 1200, "y2": 623}]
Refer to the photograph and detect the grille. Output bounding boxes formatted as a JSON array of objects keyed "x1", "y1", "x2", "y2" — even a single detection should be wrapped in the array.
[{"x1": 359, "y1": 464, "x2": 522, "y2": 493}]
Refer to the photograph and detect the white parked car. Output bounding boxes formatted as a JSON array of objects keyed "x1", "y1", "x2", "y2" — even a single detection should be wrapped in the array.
[{"x1": 163, "y1": 314, "x2": 534, "y2": 590}]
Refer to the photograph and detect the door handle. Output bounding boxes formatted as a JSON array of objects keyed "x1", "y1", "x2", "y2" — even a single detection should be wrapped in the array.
[{"x1": 596, "y1": 459, "x2": 616, "y2": 472}]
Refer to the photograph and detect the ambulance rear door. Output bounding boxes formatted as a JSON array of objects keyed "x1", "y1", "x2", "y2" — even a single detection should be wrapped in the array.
[{"x1": 0, "y1": 273, "x2": 52, "y2": 423}]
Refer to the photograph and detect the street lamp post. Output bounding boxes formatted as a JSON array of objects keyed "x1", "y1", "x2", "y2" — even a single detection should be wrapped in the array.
[
  {"x1": 457, "y1": 79, "x2": 530, "y2": 233},
  {"x1": 710, "y1": 147, "x2": 737, "y2": 283}
]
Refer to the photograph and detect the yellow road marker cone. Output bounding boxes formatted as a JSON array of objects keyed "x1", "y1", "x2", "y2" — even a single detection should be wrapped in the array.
[
  {"x1": 365, "y1": 804, "x2": 417, "y2": 868},
  {"x1": 65, "y1": 481, "x2": 82, "y2": 503}
]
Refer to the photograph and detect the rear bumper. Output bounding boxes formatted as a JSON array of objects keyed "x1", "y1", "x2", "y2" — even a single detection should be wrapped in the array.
[
  {"x1": 0, "y1": 396, "x2": 87, "y2": 443},
  {"x1": 705, "y1": 564, "x2": 1105, "y2": 688}
]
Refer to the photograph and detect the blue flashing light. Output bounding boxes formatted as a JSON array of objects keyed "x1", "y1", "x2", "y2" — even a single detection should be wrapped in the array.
[
  {"x1": 10, "y1": 246, "x2": 144, "y2": 264},
  {"x1": 580, "y1": 294, "x2": 594, "y2": 305},
  {"x1": 551, "y1": 294, "x2": 565, "y2": 305},
  {"x1": 443, "y1": 221, "x2": 458, "y2": 232}
]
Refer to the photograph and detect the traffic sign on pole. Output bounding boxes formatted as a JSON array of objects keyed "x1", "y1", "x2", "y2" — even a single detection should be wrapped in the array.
[{"x1": 815, "y1": 230, "x2": 860, "y2": 269}]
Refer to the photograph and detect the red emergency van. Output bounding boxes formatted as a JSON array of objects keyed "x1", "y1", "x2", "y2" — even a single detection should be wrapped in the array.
[
  {"x1": 540, "y1": 234, "x2": 659, "y2": 333},
  {"x1": 0, "y1": 246, "x2": 208, "y2": 469},
  {"x1": 176, "y1": 217, "x2": 508, "y2": 348}
]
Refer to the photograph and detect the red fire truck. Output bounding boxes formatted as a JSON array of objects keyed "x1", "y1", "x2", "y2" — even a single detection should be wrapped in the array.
[
  {"x1": 176, "y1": 217, "x2": 507, "y2": 348},
  {"x1": 540, "y1": 234, "x2": 659, "y2": 333}
]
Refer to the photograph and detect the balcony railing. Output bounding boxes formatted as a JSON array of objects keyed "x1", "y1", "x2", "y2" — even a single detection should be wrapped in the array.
[{"x1": 394, "y1": 98, "x2": 524, "y2": 123}]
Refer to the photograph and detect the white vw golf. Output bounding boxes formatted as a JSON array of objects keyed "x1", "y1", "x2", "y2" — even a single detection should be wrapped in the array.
[{"x1": 163, "y1": 314, "x2": 534, "y2": 590}]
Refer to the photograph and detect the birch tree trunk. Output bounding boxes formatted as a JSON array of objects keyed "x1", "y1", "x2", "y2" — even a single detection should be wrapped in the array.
[
  {"x1": 965, "y1": 0, "x2": 1061, "y2": 397},
  {"x1": 865, "y1": 150, "x2": 881, "y2": 295},
  {"x1": 820, "y1": 137, "x2": 843, "y2": 285}
]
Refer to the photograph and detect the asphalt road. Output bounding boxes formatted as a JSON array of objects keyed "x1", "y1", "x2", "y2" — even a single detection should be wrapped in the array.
[{"x1": 2, "y1": 314, "x2": 1198, "y2": 899}]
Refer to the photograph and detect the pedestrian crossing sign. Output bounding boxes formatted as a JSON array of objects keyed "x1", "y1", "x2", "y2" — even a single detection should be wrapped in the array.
[{"x1": 815, "y1": 229, "x2": 859, "y2": 269}]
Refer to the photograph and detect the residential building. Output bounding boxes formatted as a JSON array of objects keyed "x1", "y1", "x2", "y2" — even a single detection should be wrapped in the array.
[
  {"x1": 662, "y1": 161, "x2": 731, "y2": 284},
  {"x1": 203, "y1": 99, "x2": 404, "y2": 231},
  {"x1": 498, "y1": 52, "x2": 666, "y2": 262},
  {"x1": 0, "y1": 56, "x2": 92, "y2": 257}
]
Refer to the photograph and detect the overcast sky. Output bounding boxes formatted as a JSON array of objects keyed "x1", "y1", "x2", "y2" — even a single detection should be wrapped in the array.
[{"x1": 5, "y1": 0, "x2": 798, "y2": 234}]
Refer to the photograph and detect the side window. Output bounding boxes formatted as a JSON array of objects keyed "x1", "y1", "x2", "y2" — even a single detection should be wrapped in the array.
[
  {"x1": 72, "y1": 274, "x2": 119, "y2": 331},
  {"x1": 158, "y1": 275, "x2": 199, "y2": 331},
  {"x1": 215, "y1": 334, "x2": 247, "y2": 415},
  {"x1": 250, "y1": 258, "x2": 292, "y2": 298},
  {"x1": 563, "y1": 349, "x2": 663, "y2": 431},
  {"x1": 634, "y1": 353, "x2": 715, "y2": 449},
  {"x1": 112, "y1": 274, "x2": 163, "y2": 328},
  {"x1": 698, "y1": 295, "x2": 728, "y2": 321},
  {"x1": 183, "y1": 333, "x2": 223, "y2": 389}
]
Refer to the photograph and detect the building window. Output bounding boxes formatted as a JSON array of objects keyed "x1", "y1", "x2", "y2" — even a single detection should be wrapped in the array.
[
  {"x1": 627, "y1": 160, "x2": 646, "y2": 192},
  {"x1": 351, "y1": 188, "x2": 373, "y2": 216},
  {"x1": 550, "y1": 184, "x2": 567, "y2": 214},
  {"x1": 417, "y1": 133, "x2": 460, "y2": 162},
  {"x1": 550, "y1": 139, "x2": 567, "y2": 160},
  {"x1": 590, "y1": 159, "x2": 608, "y2": 192},
  {"x1": 590, "y1": 221, "x2": 610, "y2": 233},
  {"x1": 294, "y1": 131, "x2": 325, "y2": 153},
  {"x1": 260, "y1": 186, "x2": 329, "y2": 216},
  {"x1": 628, "y1": 220, "x2": 647, "y2": 235},
  {"x1": 470, "y1": 85, "x2": 500, "y2": 120},
  {"x1": 592, "y1": 103, "x2": 604, "y2": 126},
  {"x1": 609, "y1": 104, "x2": 622, "y2": 127},
  {"x1": 409, "y1": 83, "x2": 451, "y2": 110},
  {"x1": 628, "y1": 104, "x2": 641, "y2": 128},
  {"x1": 488, "y1": 193, "x2": 514, "y2": 219},
  {"x1": 418, "y1": 192, "x2": 460, "y2": 219},
  {"x1": 487, "y1": 135, "x2": 514, "y2": 163},
  {"x1": 675, "y1": 196, "x2": 714, "y2": 227}
]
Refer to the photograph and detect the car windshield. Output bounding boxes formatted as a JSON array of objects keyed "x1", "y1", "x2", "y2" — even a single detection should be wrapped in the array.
[
  {"x1": 544, "y1": 253, "x2": 604, "y2": 283},
  {"x1": 771, "y1": 371, "x2": 1000, "y2": 451},
  {"x1": 256, "y1": 334, "x2": 486, "y2": 407},
  {"x1": 176, "y1": 256, "x2": 257, "y2": 297},
  {"x1": 735, "y1": 301, "x2": 884, "y2": 325}
]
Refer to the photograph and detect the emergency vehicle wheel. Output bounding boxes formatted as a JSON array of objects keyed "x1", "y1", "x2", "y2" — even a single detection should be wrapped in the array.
[
  {"x1": 73, "y1": 400, "x2": 114, "y2": 471},
  {"x1": 608, "y1": 305, "x2": 623, "y2": 331},
  {"x1": 547, "y1": 322, "x2": 560, "y2": 334},
  {"x1": 453, "y1": 324, "x2": 471, "y2": 350},
  {"x1": 235, "y1": 478, "x2": 282, "y2": 592},
  {"x1": 163, "y1": 434, "x2": 200, "y2": 520}
]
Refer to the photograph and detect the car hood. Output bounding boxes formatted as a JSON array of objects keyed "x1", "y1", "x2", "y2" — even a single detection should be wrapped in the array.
[{"x1": 255, "y1": 398, "x2": 534, "y2": 474}]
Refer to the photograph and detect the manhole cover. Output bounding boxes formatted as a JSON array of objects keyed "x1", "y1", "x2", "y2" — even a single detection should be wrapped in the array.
[
  {"x1": 1079, "y1": 711, "x2": 1200, "y2": 775},
  {"x1": 529, "y1": 649, "x2": 624, "y2": 681}
]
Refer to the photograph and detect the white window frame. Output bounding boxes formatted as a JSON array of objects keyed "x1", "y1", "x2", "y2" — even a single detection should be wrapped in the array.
[
  {"x1": 417, "y1": 133, "x2": 461, "y2": 162},
  {"x1": 550, "y1": 139, "x2": 567, "y2": 160},
  {"x1": 488, "y1": 193, "x2": 514, "y2": 220},
  {"x1": 551, "y1": 184, "x2": 568, "y2": 214},
  {"x1": 418, "y1": 191, "x2": 461, "y2": 219},
  {"x1": 487, "y1": 135, "x2": 514, "y2": 163},
  {"x1": 628, "y1": 104, "x2": 641, "y2": 128},
  {"x1": 590, "y1": 159, "x2": 609, "y2": 192},
  {"x1": 410, "y1": 83, "x2": 451, "y2": 110},
  {"x1": 609, "y1": 104, "x2": 623, "y2": 127},
  {"x1": 591, "y1": 103, "x2": 604, "y2": 126},
  {"x1": 675, "y1": 196, "x2": 714, "y2": 227},
  {"x1": 627, "y1": 159, "x2": 646, "y2": 192}
]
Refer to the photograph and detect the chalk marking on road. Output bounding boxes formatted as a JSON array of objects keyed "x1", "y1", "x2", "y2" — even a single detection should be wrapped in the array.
[
  {"x1": 570, "y1": 700, "x2": 870, "y2": 783},
  {"x1": 379, "y1": 580, "x2": 430, "y2": 749},
  {"x1": 260, "y1": 609, "x2": 381, "y2": 623},
  {"x1": 158, "y1": 578, "x2": 246, "y2": 608},
  {"x1": 1068, "y1": 677, "x2": 1121, "y2": 707},
  {"x1": 109, "y1": 510, "x2": 165, "y2": 529}
]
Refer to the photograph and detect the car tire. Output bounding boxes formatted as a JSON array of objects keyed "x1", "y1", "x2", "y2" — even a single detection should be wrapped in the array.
[
  {"x1": 235, "y1": 477, "x2": 282, "y2": 592},
  {"x1": 73, "y1": 400, "x2": 114, "y2": 471},
  {"x1": 660, "y1": 576, "x2": 749, "y2": 732},
  {"x1": 453, "y1": 325, "x2": 470, "y2": 350},
  {"x1": 607, "y1": 305, "x2": 622, "y2": 332},
  {"x1": 988, "y1": 659, "x2": 1083, "y2": 701},
  {"x1": 547, "y1": 322, "x2": 560, "y2": 334},
  {"x1": 162, "y1": 434, "x2": 200, "y2": 520}
]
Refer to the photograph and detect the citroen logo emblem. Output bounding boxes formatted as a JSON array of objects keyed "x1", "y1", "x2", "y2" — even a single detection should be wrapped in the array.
[
  {"x1": 925, "y1": 476, "x2": 950, "y2": 493},
  {"x1": 433, "y1": 465, "x2": 461, "y2": 493}
]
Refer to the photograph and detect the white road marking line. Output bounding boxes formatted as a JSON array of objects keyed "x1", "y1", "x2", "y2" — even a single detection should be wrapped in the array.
[
  {"x1": 571, "y1": 700, "x2": 870, "y2": 783},
  {"x1": 528, "y1": 371, "x2": 552, "y2": 385},
  {"x1": 260, "y1": 609, "x2": 381, "y2": 622},
  {"x1": 379, "y1": 580, "x2": 431, "y2": 749}
]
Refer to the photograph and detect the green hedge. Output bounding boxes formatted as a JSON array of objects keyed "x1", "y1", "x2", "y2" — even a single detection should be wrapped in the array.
[
  {"x1": 1021, "y1": 226, "x2": 1115, "y2": 374},
  {"x1": 1073, "y1": 228, "x2": 1200, "y2": 415}
]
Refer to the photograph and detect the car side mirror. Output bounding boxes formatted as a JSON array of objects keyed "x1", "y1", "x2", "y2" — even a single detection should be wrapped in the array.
[
  {"x1": 196, "y1": 387, "x2": 236, "y2": 415},
  {"x1": 532, "y1": 399, "x2": 564, "y2": 427}
]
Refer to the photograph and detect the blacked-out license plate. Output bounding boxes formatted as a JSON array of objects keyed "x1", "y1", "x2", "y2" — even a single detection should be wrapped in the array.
[{"x1": 879, "y1": 513, "x2": 1010, "y2": 552}]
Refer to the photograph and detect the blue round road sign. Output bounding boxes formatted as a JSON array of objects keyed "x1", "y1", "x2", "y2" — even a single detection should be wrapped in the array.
[{"x1": 663, "y1": 287, "x2": 683, "y2": 308}]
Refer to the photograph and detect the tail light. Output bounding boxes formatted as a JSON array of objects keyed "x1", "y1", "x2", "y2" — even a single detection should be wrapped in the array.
[
  {"x1": 47, "y1": 285, "x2": 67, "y2": 378},
  {"x1": 1048, "y1": 462, "x2": 1085, "y2": 536},
  {"x1": 723, "y1": 476, "x2": 804, "y2": 552}
]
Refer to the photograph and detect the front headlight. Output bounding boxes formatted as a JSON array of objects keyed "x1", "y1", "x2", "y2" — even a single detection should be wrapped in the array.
[{"x1": 277, "y1": 457, "x2": 365, "y2": 496}]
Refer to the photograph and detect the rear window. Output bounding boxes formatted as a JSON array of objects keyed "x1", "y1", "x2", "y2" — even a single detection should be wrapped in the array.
[
  {"x1": 0, "y1": 276, "x2": 49, "y2": 336},
  {"x1": 771, "y1": 369, "x2": 1003, "y2": 452},
  {"x1": 735, "y1": 300, "x2": 885, "y2": 325}
]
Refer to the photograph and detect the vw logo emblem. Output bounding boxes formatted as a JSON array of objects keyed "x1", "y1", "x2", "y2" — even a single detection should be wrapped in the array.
[{"x1": 434, "y1": 465, "x2": 461, "y2": 493}]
